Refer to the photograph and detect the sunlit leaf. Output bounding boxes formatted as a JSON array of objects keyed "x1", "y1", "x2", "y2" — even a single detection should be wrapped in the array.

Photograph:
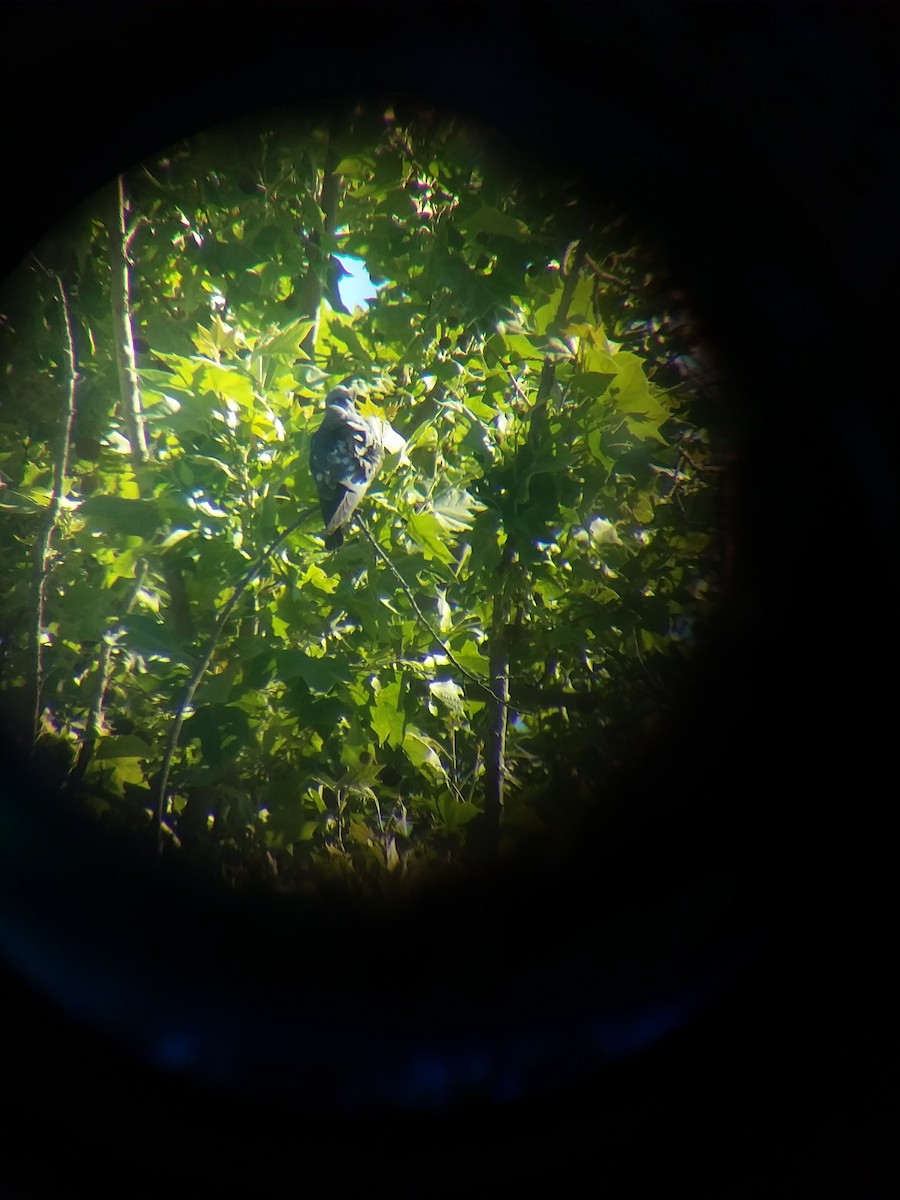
[
  {"x1": 459, "y1": 205, "x2": 535, "y2": 243},
  {"x1": 406, "y1": 512, "x2": 457, "y2": 565},
  {"x1": 434, "y1": 793, "x2": 480, "y2": 829},
  {"x1": 0, "y1": 109, "x2": 717, "y2": 883},
  {"x1": 93, "y1": 734, "x2": 153, "y2": 760},
  {"x1": 370, "y1": 680, "x2": 405, "y2": 748},
  {"x1": 0, "y1": 488, "x2": 49, "y2": 512},
  {"x1": 428, "y1": 678, "x2": 465, "y2": 716},
  {"x1": 199, "y1": 363, "x2": 257, "y2": 407},
  {"x1": 432, "y1": 487, "x2": 486, "y2": 532},
  {"x1": 160, "y1": 528, "x2": 195, "y2": 550},
  {"x1": 401, "y1": 727, "x2": 446, "y2": 778}
]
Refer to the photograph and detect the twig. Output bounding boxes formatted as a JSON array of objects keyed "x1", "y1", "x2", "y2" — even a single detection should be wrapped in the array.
[
  {"x1": 504, "y1": 365, "x2": 531, "y2": 406},
  {"x1": 677, "y1": 445, "x2": 722, "y2": 474},
  {"x1": 66, "y1": 559, "x2": 149, "y2": 790},
  {"x1": 108, "y1": 176, "x2": 196, "y2": 646},
  {"x1": 28, "y1": 267, "x2": 78, "y2": 746},
  {"x1": 526, "y1": 242, "x2": 587, "y2": 450},
  {"x1": 152, "y1": 508, "x2": 317, "y2": 853},
  {"x1": 298, "y1": 135, "x2": 340, "y2": 360},
  {"x1": 124, "y1": 215, "x2": 151, "y2": 262},
  {"x1": 584, "y1": 253, "x2": 628, "y2": 288},
  {"x1": 354, "y1": 514, "x2": 528, "y2": 712},
  {"x1": 482, "y1": 240, "x2": 587, "y2": 846},
  {"x1": 107, "y1": 176, "x2": 150, "y2": 467}
]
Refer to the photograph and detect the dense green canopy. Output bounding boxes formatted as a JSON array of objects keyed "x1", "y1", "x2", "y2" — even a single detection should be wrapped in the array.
[{"x1": 0, "y1": 104, "x2": 721, "y2": 886}]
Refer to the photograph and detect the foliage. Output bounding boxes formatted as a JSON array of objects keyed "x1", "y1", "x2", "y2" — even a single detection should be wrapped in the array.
[{"x1": 0, "y1": 103, "x2": 721, "y2": 888}]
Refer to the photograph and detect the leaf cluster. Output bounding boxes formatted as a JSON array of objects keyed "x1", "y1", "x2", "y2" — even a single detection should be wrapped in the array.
[{"x1": 0, "y1": 105, "x2": 721, "y2": 888}]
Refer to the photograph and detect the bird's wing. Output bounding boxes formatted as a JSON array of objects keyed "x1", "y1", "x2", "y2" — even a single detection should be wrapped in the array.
[{"x1": 310, "y1": 402, "x2": 384, "y2": 539}]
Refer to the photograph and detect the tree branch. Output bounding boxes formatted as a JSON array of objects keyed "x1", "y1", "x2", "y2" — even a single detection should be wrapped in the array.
[
  {"x1": 677, "y1": 444, "x2": 723, "y2": 474},
  {"x1": 107, "y1": 176, "x2": 196, "y2": 644},
  {"x1": 584, "y1": 253, "x2": 628, "y2": 289},
  {"x1": 28, "y1": 268, "x2": 78, "y2": 746},
  {"x1": 106, "y1": 176, "x2": 150, "y2": 468},
  {"x1": 66, "y1": 559, "x2": 149, "y2": 791},
  {"x1": 482, "y1": 241, "x2": 587, "y2": 852},
  {"x1": 354, "y1": 514, "x2": 526, "y2": 710},
  {"x1": 298, "y1": 137, "x2": 341, "y2": 360},
  {"x1": 152, "y1": 508, "x2": 317, "y2": 853}
]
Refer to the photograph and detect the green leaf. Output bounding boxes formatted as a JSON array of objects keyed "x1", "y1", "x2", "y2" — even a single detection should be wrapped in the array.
[
  {"x1": 607, "y1": 351, "x2": 670, "y2": 441},
  {"x1": 104, "y1": 548, "x2": 139, "y2": 586},
  {"x1": 428, "y1": 678, "x2": 465, "y2": 717},
  {"x1": 459, "y1": 205, "x2": 534, "y2": 243},
  {"x1": 502, "y1": 332, "x2": 543, "y2": 361},
  {"x1": 118, "y1": 615, "x2": 195, "y2": 662},
  {"x1": 406, "y1": 512, "x2": 457, "y2": 565},
  {"x1": 324, "y1": 316, "x2": 371, "y2": 363},
  {"x1": 565, "y1": 272, "x2": 597, "y2": 323},
  {"x1": 588, "y1": 517, "x2": 622, "y2": 546},
  {"x1": 254, "y1": 318, "x2": 317, "y2": 361},
  {"x1": 444, "y1": 642, "x2": 489, "y2": 679},
  {"x1": 93, "y1": 734, "x2": 153, "y2": 760},
  {"x1": 199, "y1": 363, "x2": 257, "y2": 407},
  {"x1": 463, "y1": 393, "x2": 498, "y2": 421},
  {"x1": 0, "y1": 487, "x2": 49, "y2": 512},
  {"x1": 532, "y1": 284, "x2": 563, "y2": 336},
  {"x1": 572, "y1": 370, "x2": 617, "y2": 398},
  {"x1": 580, "y1": 345, "x2": 618, "y2": 375},
  {"x1": 160, "y1": 528, "x2": 195, "y2": 550},
  {"x1": 182, "y1": 704, "x2": 254, "y2": 767},
  {"x1": 185, "y1": 454, "x2": 237, "y2": 480},
  {"x1": 334, "y1": 155, "x2": 376, "y2": 180},
  {"x1": 370, "y1": 680, "x2": 405, "y2": 748},
  {"x1": 432, "y1": 487, "x2": 486, "y2": 532},
  {"x1": 401, "y1": 727, "x2": 446, "y2": 779},
  {"x1": 434, "y1": 793, "x2": 480, "y2": 829},
  {"x1": 297, "y1": 563, "x2": 340, "y2": 594},
  {"x1": 277, "y1": 650, "x2": 353, "y2": 694},
  {"x1": 109, "y1": 758, "x2": 149, "y2": 791},
  {"x1": 79, "y1": 495, "x2": 162, "y2": 538}
]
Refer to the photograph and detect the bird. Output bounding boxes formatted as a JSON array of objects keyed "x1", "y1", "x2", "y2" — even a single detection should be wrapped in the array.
[{"x1": 309, "y1": 388, "x2": 385, "y2": 550}]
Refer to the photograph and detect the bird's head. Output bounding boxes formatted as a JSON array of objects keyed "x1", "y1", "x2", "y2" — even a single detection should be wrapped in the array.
[{"x1": 323, "y1": 387, "x2": 357, "y2": 420}]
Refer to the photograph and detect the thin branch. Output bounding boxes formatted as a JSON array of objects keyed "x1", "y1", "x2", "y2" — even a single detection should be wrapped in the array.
[
  {"x1": 354, "y1": 514, "x2": 528, "y2": 711},
  {"x1": 124, "y1": 215, "x2": 151, "y2": 261},
  {"x1": 482, "y1": 240, "x2": 588, "y2": 850},
  {"x1": 584, "y1": 253, "x2": 628, "y2": 289},
  {"x1": 106, "y1": 176, "x2": 149, "y2": 469},
  {"x1": 66, "y1": 559, "x2": 149, "y2": 791},
  {"x1": 677, "y1": 444, "x2": 723, "y2": 474},
  {"x1": 152, "y1": 507, "x2": 317, "y2": 853},
  {"x1": 298, "y1": 136, "x2": 340, "y2": 360},
  {"x1": 107, "y1": 177, "x2": 196, "y2": 645},
  {"x1": 482, "y1": 623, "x2": 510, "y2": 853},
  {"x1": 28, "y1": 268, "x2": 78, "y2": 746},
  {"x1": 504, "y1": 364, "x2": 530, "y2": 407}
]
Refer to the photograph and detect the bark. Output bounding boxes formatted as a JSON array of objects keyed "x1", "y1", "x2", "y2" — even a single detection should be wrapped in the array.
[
  {"x1": 29, "y1": 272, "x2": 78, "y2": 746},
  {"x1": 479, "y1": 243, "x2": 587, "y2": 856},
  {"x1": 106, "y1": 177, "x2": 149, "y2": 466},
  {"x1": 106, "y1": 176, "x2": 196, "y2": 646},
  {"x1": 298, "y1": 140, "x2": 341, "y2": 360}
]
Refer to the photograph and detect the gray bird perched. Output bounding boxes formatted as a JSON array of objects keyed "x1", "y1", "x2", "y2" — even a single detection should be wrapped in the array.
[{"x1": 309, "y1": 388, "x2": 385, "y2": 550}]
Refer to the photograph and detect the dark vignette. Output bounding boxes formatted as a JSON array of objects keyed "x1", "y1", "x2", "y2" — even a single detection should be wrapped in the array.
[{"x1": 0, "y1": 3, "x2": 897, "y2": 1196}]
